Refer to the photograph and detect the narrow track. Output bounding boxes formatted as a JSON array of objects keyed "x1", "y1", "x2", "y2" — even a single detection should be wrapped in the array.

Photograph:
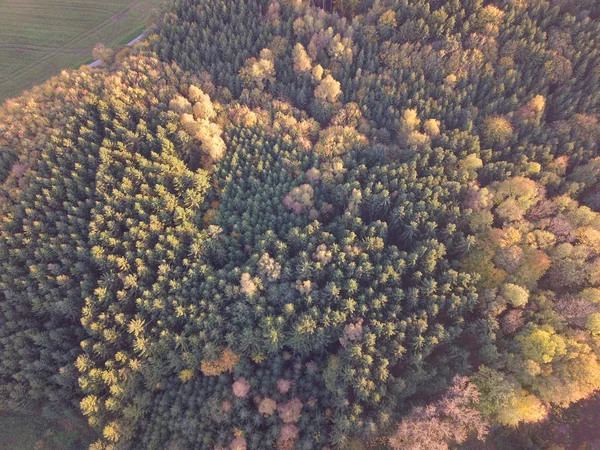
[{"x1": 87, "y1": 32, "x2": 146, "y2": 68}]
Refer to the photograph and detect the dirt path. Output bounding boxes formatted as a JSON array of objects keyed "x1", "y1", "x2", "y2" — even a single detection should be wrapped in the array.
[{"x1": 87, "y1": 32, "x2": 146, "y2": 68}]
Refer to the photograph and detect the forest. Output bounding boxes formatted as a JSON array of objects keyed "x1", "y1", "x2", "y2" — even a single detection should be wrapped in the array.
[{"x1": 1, "y1": 0, "x2": 600, "y2": 448}]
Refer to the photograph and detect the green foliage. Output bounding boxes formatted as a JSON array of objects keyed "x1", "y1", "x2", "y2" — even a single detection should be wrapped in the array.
[
  {"x1": 472, "y1": 366, "x2": 520, "y2": 420},
  {"x1": 518, "y1": 325, "x2": 567, "y2": 365},
  {"x1": 465, "y1": 176, "x2": 600, "y2": 428},
  {"x1": 501, "y1": 283, "x2": 530, "y2": 308},
  {"x1": 2, "y1": 0, "x2": 600, "y2": 448},
  {"x1": 587, "y1": 313, "x2": 600, "y2": 335}
]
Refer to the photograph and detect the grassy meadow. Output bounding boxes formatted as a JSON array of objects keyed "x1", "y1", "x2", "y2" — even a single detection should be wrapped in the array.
[
  {"x1": 0, "y1": 412, "x2": 94, "y2": 450},
  {"x1": 0, "y1": 0, "x2": 162, "y2": 102}
]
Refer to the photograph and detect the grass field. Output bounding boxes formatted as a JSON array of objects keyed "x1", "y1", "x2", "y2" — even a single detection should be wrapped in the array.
[
  {"x1": 0, "y1": 412, "x2": 94, "y2": 449},
  {"x1": 0, "y1": 0, "x2": 163, "y2": 102}
]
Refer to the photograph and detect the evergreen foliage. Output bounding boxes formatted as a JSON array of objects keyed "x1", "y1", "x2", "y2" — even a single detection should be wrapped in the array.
[{"x1": 1, "y1": 0, "x2": 600, "y2": 448}]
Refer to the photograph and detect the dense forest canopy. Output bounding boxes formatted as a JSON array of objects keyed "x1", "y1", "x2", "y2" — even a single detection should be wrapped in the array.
[{"x1": 1, "y1": 0, "x2": 600, "y2": 448}]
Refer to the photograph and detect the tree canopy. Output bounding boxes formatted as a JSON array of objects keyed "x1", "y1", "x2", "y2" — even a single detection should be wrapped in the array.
[{"x1": 2, "y1": 0, "x2": 600, "y2": 448}]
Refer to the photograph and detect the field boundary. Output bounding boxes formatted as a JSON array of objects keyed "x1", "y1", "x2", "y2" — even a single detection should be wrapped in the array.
[
  {"x1": 88, "y1": 31, "x2": 146, "y2": 68},
  {"x1": 0, "y1": 0, "x2": 159, "y2": 101},
  {"x1": 0, "y1": 3, "x2": 137, "y2": 84}
]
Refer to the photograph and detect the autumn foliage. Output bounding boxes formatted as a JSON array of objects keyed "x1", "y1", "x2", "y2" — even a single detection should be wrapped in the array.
[{"x1": 2, "y1": 0, "x2": 600, "y2": 449}]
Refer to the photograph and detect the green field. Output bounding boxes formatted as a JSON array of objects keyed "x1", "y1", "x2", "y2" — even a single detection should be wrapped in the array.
[
  {"x1": 0, "y1": 412, "x2": 94, "y2": 450},
  {"x1": 0, "y1": 0, "x2": 162, "y2": 102}
]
